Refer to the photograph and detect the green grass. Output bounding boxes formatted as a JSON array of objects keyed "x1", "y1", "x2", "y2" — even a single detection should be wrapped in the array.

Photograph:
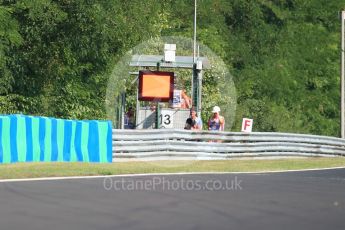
[{"x1": 1, "y1": 157, "x2": 345, "y2": 179}]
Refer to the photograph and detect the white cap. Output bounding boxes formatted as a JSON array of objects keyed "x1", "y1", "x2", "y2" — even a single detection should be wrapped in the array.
[{"x1": 212, "y1": 106, "x2": 220, "y2": 113}]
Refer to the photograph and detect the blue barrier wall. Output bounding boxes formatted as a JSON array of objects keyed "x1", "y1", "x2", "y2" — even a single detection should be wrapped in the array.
[{"x1": 0, "y1": 115, "x2": 112, "y2": 163}]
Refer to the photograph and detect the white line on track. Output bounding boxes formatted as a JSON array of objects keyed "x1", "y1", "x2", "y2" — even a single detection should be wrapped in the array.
[{"x1": 1, "y1": 166, "x2": 345, "y2": 183}]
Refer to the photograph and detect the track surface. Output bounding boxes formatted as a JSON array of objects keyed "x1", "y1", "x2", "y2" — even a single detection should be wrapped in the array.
[{"x1": 0, "y1": 169, "x2": 345, "y2": 230}]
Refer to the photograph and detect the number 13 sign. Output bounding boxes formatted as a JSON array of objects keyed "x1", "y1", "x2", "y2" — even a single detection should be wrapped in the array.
[{"x1": 159, "y1": 110, "x2": 174, "y2": 128}]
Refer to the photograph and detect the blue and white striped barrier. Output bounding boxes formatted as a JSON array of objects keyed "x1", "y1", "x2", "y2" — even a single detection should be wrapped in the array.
[{"x1": 0, "y1": 115, "x2": 112, "y2": 163}]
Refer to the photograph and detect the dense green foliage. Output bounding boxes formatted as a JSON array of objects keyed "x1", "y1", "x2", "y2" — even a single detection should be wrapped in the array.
[{"x1": 0, "y1": 0, "x2": 344, "y2": 136}]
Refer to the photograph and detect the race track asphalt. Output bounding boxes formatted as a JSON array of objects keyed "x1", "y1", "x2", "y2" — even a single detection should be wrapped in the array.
[{"x1": 0, "y1": 168, "x2": 345, "y2": 230}]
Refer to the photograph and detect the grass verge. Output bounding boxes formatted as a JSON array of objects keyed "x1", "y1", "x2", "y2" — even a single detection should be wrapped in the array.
[{"x1": 1, "y1": 157, "x2": 345, "y2": 180}]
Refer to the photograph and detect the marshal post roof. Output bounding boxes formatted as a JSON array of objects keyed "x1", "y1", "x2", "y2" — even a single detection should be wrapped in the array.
[{"x1": 130, "y1": 55, "x2": 210, "y2": 69}]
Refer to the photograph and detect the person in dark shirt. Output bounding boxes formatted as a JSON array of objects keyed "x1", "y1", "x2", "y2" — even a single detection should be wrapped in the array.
[{"x1": 184, "y1": 107, "x2": 202, "y2": 130}]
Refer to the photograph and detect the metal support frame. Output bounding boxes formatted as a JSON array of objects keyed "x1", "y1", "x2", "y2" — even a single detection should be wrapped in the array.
[
  {"x1": 155, "y1": 62, "x2": 161, "y2": 129},
  {"x1": 192, "y1": 65, "x2": 203, "y2": 117},
  {"x1": 197, "y1": 67, "x2": 202, "y2": 117},
  {"x1": 341, "y1": 11, "x2": 345, "y2": 138},
  {"x1": 192, "y1": 0, "x2": 201, "y2": 114},
  {"x1": 192, "y1": 63, "x2": 198, "y2": 110}
]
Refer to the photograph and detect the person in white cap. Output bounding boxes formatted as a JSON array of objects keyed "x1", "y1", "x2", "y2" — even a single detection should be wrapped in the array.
[{"x1": 208, "y1": 106, "x2": 225, "y2": 131}]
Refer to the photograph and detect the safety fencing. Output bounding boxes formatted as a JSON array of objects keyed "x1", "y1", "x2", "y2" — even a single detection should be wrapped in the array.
[
  {"x1": 112, "y1": 129, "x2": 345, "y2": 160},
  {"x1": 0, "y1": 115, "x2": 112, "y2": 163}
]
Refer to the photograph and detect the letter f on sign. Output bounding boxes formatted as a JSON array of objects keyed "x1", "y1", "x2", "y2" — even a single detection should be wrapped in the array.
[{"x1": 241, "y1": 118, "x2": 253, "y2": 132}]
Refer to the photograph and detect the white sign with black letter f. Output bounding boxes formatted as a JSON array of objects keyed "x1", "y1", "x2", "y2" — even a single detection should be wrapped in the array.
[{"x1": 241, "y1": 118, "x2": 253, "y2": 132}]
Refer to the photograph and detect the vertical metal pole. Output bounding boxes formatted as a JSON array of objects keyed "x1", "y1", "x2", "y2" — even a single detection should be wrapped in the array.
[
  {"x1": 341, "y1": 11, "x2": 345, "y2": 138},
  {"x1": 197, "y1": 69, "x2": 202, "y2": 118},
  {"x1": 156, "y1": 63, "x2": 161, "y2": 129},
  {"x1": 197, "y1": 45, "x2": 202, "y2": 117},
  {"x1": 192, "y1": 0, "x2": 198, "y2": 111},
  {"x1": 136, "y1": 76, "x2": 139, "y2": 129},
  {"x1": 120, "y1": 92, "x2": 125, "y2": 129},
  {"x1": 114, "y1": 96, "x2": 119, "y2": 129},
  {"x1": 193, "y1": 64, "x2": 198, "y2": 110},
  {"x1": 193, "y1": 0, "x2": 197, "y2": 63},
  {"x1": 116, "y1": 95, "x2": 120, "y2": 129}
]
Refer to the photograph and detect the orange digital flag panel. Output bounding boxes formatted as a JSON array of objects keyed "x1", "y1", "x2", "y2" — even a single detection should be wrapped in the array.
[
  {"x1": 142, "y1": 75, "x2": 171, "y2": 98},
  {"x1": 138, "y1": 71, "x2": 174, "y2": 102}
]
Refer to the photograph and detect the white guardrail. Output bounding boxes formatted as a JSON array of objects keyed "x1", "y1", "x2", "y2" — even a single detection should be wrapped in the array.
[{"x1": 112, "y1": 129, "x2": 345, "y2": 161}]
